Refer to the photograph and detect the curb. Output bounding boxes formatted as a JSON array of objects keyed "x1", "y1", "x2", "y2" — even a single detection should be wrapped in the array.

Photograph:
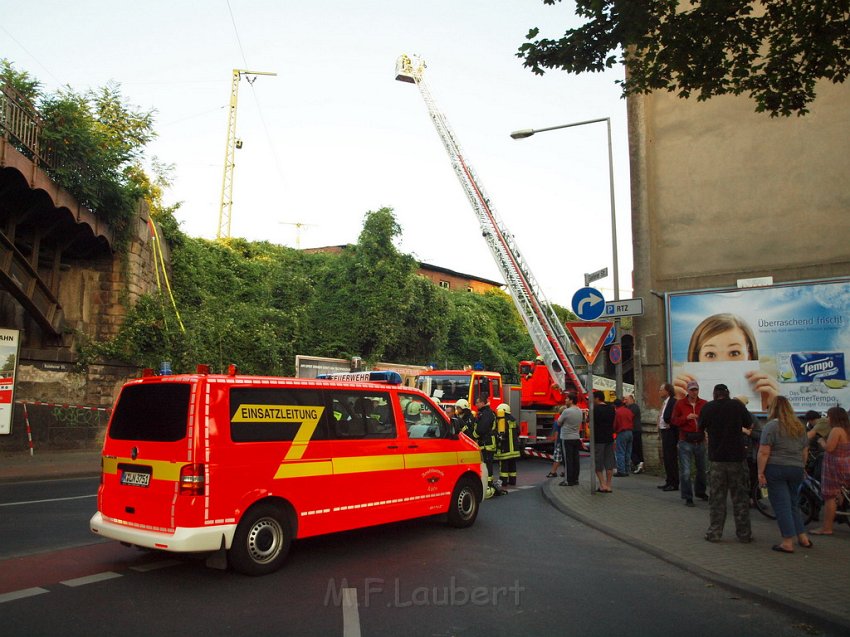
[{"x1": 541, "y1": 481, "x2": 850, "y2": 635}]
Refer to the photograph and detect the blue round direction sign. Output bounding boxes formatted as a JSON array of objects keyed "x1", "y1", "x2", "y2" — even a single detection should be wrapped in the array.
[
  {"x1": 571, "y1": 287, "x2": 606, "y2": 321},
  {"x1": 604, "y1": 325, "x2": 617, "y2": 346}
]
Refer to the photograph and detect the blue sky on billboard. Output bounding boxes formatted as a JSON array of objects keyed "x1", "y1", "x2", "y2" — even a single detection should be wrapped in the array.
[{"x1": 0, "y1": 0, "x2": 634, "y2": 307}]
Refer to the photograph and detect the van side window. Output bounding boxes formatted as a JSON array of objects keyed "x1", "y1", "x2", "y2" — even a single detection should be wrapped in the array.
[
  {"x1": 400, "y1": 394, "x2": 448, "y2": 439},
  {"x1": 229, "y1": 387, "x2": 329, "y2": 442},
  {"x1": 328, "y1": 391, "x2": 396, "y2": 439}
]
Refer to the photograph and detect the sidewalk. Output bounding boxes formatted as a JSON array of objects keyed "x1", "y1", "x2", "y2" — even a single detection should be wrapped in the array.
[
  {"x1": 0, "y1": 449, "x2": 101, "y2": 482},
  {"x1": 543, "y1": 464, "x2": 850, "y2": 633}
]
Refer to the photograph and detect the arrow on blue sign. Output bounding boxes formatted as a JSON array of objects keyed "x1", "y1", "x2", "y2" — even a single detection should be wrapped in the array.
[{"x1": 571, "y1": 287, "x2": 606, "y2": 321}]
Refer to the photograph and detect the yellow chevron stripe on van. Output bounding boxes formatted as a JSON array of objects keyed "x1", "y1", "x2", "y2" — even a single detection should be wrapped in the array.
[
  {"x1": 275, "y1": 460, "x2": 333, "y2": 479},
  {"x1": 334, "y1": 454, "x2": 405, "y2": 474},
  {"x1": 101, "y1": 457, "x2": 183, "y2": 481},
  {"x1": 404, "y1": 452, "x2": 465, "y2": 469},
  {"x1": 273, "y1": 450, "x2": 476, "y2": 479}
]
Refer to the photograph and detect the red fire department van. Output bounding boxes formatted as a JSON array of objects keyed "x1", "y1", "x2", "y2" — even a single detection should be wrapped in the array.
[{"x1": 90, "y1": 367, "x2": 484, "y2": 575}]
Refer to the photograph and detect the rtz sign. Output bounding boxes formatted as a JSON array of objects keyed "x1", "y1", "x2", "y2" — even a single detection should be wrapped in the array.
[{"x1": 603, "y1": 298, "x2": 644, "y2": 318}]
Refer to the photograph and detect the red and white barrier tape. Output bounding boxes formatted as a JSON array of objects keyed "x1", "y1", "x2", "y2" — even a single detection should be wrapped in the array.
[{"x1": 15, "y1": 400, "x2": 110, "y2": 412}]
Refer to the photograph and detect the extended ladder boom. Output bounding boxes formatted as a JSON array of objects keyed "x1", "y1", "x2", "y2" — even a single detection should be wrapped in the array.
[{"x1": 396, "y1": 55, "x2": 584, "y2": 395}]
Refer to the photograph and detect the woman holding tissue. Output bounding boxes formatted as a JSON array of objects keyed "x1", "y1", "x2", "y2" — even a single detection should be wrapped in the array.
[{"x1": 673, "y1": 313, "x2": 779, "y2": 401}]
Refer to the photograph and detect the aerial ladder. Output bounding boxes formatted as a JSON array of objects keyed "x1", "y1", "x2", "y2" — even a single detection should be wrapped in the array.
[{"x1": 395, "y1": 54, "x2": 585, "y2": 397}]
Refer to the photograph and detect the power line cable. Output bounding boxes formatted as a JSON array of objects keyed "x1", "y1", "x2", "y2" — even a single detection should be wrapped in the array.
[{"x1": 1, "y1": 24, "x2": 63, "y2": 87}]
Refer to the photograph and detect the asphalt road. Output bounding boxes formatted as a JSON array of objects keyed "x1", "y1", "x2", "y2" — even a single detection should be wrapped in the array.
[
  {"x1": 0, "y1": 463, "x2": 836, "y2": 636},
  {"x1": 0, "y1": 476, "x2": 104, "y2": 559}
]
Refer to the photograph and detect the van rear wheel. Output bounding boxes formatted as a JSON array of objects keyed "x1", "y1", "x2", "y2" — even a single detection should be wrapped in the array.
[
  {"x1": 229, "y1": 503, "x2": 292, "y2": 575},
  {"x1": 447, "y1": 477, "x2": 479, "y2": 528}
]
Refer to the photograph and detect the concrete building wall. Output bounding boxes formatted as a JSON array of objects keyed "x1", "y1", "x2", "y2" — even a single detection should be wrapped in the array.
[{"x1": 628, "y1": 79, "x2": 850, "y2": 458}]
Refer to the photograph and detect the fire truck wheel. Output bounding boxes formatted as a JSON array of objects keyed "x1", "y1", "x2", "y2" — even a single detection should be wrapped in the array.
[
  {"x1": 447, "y1": 477, "x2": 480, "y2": 528},
  {"x1": 229, "y1": 503, "x2": 292, "y2": 575}
]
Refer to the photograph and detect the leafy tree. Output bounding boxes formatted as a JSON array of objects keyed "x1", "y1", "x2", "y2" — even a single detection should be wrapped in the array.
[
  {"x1": 0, "y1": 61, "x2": 159, "y2": 243},
  {"x1": 436, "y1": 290, "x2": 534, "y2": 381},
  {"x1": 518, "y1": 1, "x2": 850, "y2": 116},
  {"x1": 343, "y1": 208, "x2": 420, "y2": 362},
  {"x1": 85, "y1": 207, "x2": 541, "y2": 381},
  {"x1": 38, "y1": 82, "x2": 156, "y2": 239},
  {"x1": 0, "y1": 58, "x2": 40, "y2": 103}
]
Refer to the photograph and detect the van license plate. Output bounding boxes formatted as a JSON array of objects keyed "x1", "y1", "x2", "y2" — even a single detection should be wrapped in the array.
[{"x1": 121, "y1": 470, "x2": 151, "y2": 487}]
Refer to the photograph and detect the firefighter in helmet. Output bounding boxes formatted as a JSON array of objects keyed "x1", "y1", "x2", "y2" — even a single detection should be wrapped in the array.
[
  {"x1": 473, "y1": 395, "x2": 505, "y2": 497},
  {"x1": 452, "y1": 398, "x2": 473, "y2": 436},
  {"x1": 494, "y1": 402, "x2": 520, "y2": 486}
]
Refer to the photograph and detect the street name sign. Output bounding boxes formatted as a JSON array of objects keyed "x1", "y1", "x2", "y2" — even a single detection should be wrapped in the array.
[{"x1": 584, "y1": 267, "x2": 608, "y2": 287}]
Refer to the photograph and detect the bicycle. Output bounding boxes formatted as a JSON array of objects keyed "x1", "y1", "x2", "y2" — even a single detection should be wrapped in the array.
[{"x1": 752, "y1": 474, "x2": 820, "y2": 525}]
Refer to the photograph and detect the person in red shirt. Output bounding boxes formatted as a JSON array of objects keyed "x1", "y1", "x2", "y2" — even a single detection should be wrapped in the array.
[
  {"x1": 613, "y1": 399, "x2": 634, "y2": 477},
  {"x1": 671, "y1": 380, "x2": 708, "y2": 507}
]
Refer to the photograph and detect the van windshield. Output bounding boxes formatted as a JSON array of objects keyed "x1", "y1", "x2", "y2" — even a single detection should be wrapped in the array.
[{"x1": 109, "y1": 383, "x2": 191, "y2": 442}]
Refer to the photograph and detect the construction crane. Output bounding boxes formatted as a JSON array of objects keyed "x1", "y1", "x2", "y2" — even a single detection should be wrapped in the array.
[
  {"x1": 395, "y1": 54, "x2": 585, "y2": 396},
  {"x1": 217, "y1": 68, "x2": 277, "y2": 240}
]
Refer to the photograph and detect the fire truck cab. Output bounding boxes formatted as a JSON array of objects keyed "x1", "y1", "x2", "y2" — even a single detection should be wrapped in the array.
[
  {"x1": 90, "y1": 368, "x2": 484, "y2": 575},
  {"x1": 414, "y1": 369, "x2": 503, "y2": 413}
]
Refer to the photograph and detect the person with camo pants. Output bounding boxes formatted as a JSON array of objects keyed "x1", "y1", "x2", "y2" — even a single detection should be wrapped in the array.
[{"x1": 698, "y1": 383, "x2": 753, "y2": 543}]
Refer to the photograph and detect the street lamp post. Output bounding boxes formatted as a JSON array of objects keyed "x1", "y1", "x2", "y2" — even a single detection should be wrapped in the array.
[{"x1": 510, "y1": 117, "x2": 622, "y2": 394}]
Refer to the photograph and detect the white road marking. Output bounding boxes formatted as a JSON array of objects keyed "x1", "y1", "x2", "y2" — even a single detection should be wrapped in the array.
[
  {"x1": 342, "y1": 587, "x2": 361, "y2": 637},
  {"x1": 0, "y1": 494, "x2": 97, "y2": 507},
  {"x1": 60, "y1": 572, "x2": 122, "y2": 587},
  {"x1": 0, "y1": 587, "x2": 49, "y2": 604}
]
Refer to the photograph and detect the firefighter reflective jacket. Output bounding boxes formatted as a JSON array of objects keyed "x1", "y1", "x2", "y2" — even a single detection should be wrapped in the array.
[{"x1": 494, "y1": 411, "x2": 520, "y2": 461}]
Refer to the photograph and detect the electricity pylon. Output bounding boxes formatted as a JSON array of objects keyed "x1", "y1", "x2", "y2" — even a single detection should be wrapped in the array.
[{"x1": 217, "y1": 68, "x2": 276, "y2": 240}]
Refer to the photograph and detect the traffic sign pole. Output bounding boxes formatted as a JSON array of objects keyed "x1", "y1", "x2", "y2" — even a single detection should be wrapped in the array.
[{"x1": 588, "y1": 364, "x2": 596, "y2": 495}]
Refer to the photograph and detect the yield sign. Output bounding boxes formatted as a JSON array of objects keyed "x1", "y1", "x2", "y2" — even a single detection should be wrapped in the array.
[{"x1": 565, "y1": 321, "x2": 614, "y2": 364}]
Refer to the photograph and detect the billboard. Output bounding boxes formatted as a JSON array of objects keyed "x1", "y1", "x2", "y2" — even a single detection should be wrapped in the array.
[
  {"x1": 0, "y1": 328, "x2": 20, "y2": 434},
  {"x1": 666, "y1": 279, "x2": 850, "y2": 413}
]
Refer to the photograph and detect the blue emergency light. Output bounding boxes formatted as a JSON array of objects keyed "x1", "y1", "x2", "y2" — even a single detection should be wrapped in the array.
[{"x1": 317, "y1": 370, "x2": 403, "y2": 385}]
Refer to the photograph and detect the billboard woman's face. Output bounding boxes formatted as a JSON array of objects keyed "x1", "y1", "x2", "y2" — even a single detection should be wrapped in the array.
[{"x1": 697, "y1": 327, "x2": 751, "y2": 362}]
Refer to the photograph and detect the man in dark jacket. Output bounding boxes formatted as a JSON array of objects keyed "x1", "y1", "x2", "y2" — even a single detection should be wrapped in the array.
[
  {"x1": 698, "y1": 383, "x2": 753, "y2": 543},
  {"x1": 657, "y1": 383, "x2": 679, "y2": 490}
]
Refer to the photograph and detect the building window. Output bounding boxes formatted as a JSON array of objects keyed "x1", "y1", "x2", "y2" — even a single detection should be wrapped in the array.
[
  {"x1": 466, "y1": 286, "x2": 473, "y2": 292},
  {"x1": 439, "y1": 280, "x2": 450, "y2": 289}
]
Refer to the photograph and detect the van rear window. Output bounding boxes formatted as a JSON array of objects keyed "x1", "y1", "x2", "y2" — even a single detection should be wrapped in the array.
[{"x1": 109, "y1": 383, "x2": 191, "y2": 442}]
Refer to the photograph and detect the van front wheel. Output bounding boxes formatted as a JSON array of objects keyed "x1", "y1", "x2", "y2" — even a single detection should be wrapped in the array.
[
  {"x1": 447, "y1": 477, "x2": 479, "y2": 528},
  {"x1": 229, "y1": 503, "x2": 292, "y2": 575}
]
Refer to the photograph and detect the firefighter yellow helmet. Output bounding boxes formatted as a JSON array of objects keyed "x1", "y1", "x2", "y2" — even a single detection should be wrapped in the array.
[
  {"x1": 497, "y1": 403, "x2": 510, "y2": 416},
  {"x1": 454, "y1": 399, "x2": 470, "y2": 410}
]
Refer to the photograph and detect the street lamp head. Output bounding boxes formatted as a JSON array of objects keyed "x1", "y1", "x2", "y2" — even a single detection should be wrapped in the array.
[{"x1": 509, "y1": 129, "x2": 535, "y2": 139}]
